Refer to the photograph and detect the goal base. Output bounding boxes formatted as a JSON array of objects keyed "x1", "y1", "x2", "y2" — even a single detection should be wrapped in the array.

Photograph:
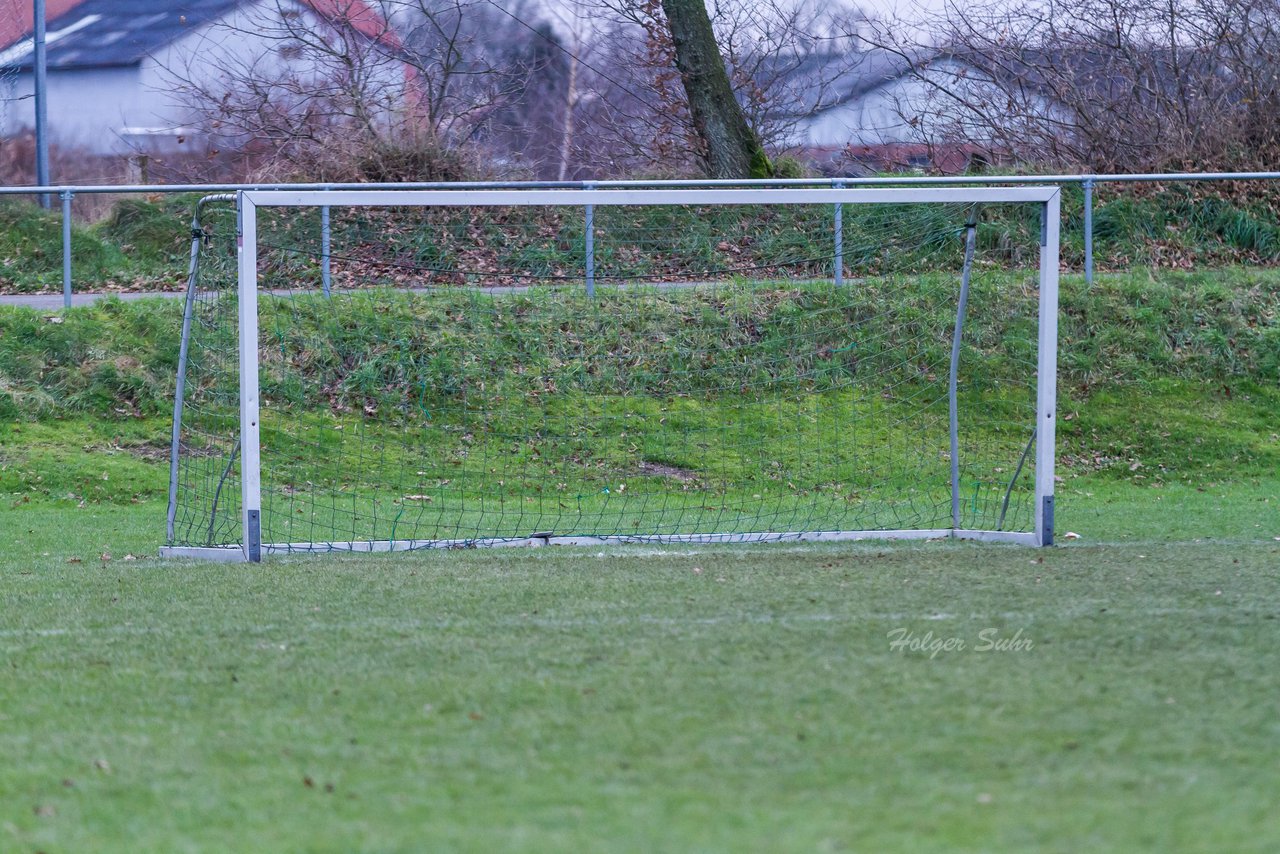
[{"x1": 159, "y1": 528, "x2": 1040, "y2": 560}]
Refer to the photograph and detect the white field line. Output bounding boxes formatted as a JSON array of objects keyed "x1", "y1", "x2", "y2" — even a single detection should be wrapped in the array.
[
  {"x1": 0, "y1": 614, "x2": 838, "y2": 640},
  {"x1": 0, "y1": 606, "x2": 1242, "y2": 640}
]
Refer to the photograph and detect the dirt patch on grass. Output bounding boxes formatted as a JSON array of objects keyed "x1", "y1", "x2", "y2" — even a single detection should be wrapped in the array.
[
  {"x1": 100, "y1": 440, "x2": 225, "y2": 463},
  {"x1": 638, "y1": 461, "x2": 699, "y2": 482}
]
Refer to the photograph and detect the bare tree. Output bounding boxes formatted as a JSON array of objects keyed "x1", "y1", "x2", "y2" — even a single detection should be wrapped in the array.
[
  {"x1": 392, "y1": 0, "x2": 543, "y2": 142},
  {"x1": 475, "y1": 21, "x2": 572, "y2": 178},
  {"x1": 860, "y1": 0, "x2": 1280, "y2": 172},
  {"x1": 163, "y1": 0, "x2": 539, "y2": 179},
  {"x1": 535, "y1": 3, "x2": 602, "y2": 181},
  {"x1": 163, "y1": 0, "x2": 874, "y2": 180},
  {"x1": 574, "y1": 0, "x2": 869, "y2": 176},
  {"x1": 705, "y1": 0, "x2": 870, "y2": 151}
]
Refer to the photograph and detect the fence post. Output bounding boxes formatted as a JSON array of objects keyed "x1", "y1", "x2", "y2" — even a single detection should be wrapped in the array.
[
  {"x1": 60, "y1": 189, "x2": 74, "y2": 308},
  {"x1": 833, "y1": 180, "x2": 844, "y2": 287},
  {"x1": 584, "y1": 182, "x2": 595, "y2": 298},
  {"x1": 1083, "y1": 177, "x2": 1094, "y2": 287},
  {"x1": 320, "y1": 201, "x2": 332, "y2": 297},
  {"x1": 34, "y1": 0, "x2": 50, "y2": 209}
]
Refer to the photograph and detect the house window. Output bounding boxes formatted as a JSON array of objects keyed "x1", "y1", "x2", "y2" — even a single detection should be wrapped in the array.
[{"x1": 279, "y1": 41, "x2": 304, "y2": 60}]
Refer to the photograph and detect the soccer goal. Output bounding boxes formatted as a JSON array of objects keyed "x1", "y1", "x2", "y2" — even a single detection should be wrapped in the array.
[{"x1": 163, "y1": 186, "x2": 1060, "y2": 561}]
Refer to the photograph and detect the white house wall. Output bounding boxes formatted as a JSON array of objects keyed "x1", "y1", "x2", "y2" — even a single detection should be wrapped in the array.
[
  {"x1": 795, "y1": 83, "x2": 921, "y2": 147},
  {"x1": 788, "y1": 59, "x2": 1059, "y2": 150},
  {"x1": 1, "y1": 66, "x2": 148, "y2": 153},
  {"x1": 1, "y1": 0, "x2": 406, "y2": 157}
]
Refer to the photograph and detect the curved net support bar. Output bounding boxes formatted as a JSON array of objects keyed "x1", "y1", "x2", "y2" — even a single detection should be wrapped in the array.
[
  {"x1": 160, "y1": 528, "x2": 1038, "y2": 560},
  {"x1": 165, "y1": 187, "x2": 1060, "y2": 561}
]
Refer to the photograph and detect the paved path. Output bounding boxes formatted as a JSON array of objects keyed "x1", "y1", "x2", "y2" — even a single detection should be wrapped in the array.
[
  {"x1": 0, "y1": 278, "x2": 829, "y2": 310},
  {"x1": 0, "y1": 291, "x2": 185, "y2": 310}
]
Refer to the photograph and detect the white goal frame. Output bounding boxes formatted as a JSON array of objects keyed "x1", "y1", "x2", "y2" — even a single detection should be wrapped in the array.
[{"x1": 162, "y1": 186, "x2": 1061, "y2": 561}]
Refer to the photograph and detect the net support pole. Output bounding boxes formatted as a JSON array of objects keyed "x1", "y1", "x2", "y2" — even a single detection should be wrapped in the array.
[
  {"x1": 584, "y1": 183, "x2": 595, "y2": 298},
  {"x1": 949, "y1": 206, "x2": 978, "y2": 530},
  {"x1": 236, "y1": 193, "x2": 263, "y2": 562},
  {"x1": 834, "y1": 180, "x2": 844, "y2": 287},
  {"x1": 166, "y1": 212, "x2": 208, "y2": 543},
  {"x1": 320, "y1": 203, "x2": 332, "y2": 297},
  {"x1": 1082, "y1": 178, "x2": 1094, "y2": 287},
  {"x1": 1035, "y1": 194, "x2": 1061, "y2": 546},
  {"x1": 60, "y1": 190, "x2": 73, "y2": 308}
]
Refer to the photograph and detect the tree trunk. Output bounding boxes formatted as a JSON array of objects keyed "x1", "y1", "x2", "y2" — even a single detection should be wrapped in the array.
[
  {"x1": 558, "y1": 49, "x2": 578, "y2": 182},
  {"x1": 659, "y1": 0, "x2": 772, "y2": 178}
]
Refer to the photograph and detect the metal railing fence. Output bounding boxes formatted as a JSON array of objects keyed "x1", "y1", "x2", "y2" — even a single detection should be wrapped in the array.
[{"x1": 5, "y1": 171, "x2": 1280, "y2": 308}]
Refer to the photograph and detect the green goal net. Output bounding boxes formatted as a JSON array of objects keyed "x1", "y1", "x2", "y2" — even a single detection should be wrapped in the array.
[{"x1": 165, "y1": 187, "x2": 1059, "y2": 560}]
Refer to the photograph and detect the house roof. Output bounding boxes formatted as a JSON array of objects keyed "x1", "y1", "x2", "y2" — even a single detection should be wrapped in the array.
[
  {"x1": 0, "y1": 0, "x2": 399, "y2": 72},
  {"x1": 0, "y1": 0, "x2": 83, "y2": 54}
]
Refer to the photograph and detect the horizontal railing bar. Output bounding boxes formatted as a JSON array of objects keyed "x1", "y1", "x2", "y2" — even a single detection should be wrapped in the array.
[{"x1": 8, "y1": 170, "x2": 1280, "y2": 197}]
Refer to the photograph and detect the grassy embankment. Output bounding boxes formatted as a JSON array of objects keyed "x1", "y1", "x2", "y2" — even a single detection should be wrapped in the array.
[
  {"x1": 0, "y1": 262, "x2": 1276, "y2": 549},
  {"x1": 5, "y1": 182, "x2": 1280, "y2": 291}
]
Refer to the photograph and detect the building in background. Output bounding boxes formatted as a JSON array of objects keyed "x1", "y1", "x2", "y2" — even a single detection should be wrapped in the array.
[
  {"x1": 774, "y1": 47, "x2": 1060, "y2": 174},
  {"x1": 0, "y1": 0, "x2": 407, "y2": 171}
]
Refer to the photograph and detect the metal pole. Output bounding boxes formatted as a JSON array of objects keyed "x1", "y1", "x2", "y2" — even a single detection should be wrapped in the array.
[
  {"x1": 584, "y1": 184, "x2": 595, "y2": 298},
  {"x1": 1083, "y1": 178, "x2": 1094, "y2": 287},
  {"x1": 320, "y1": 204, "x2": 332, "y2": 297},
  {"x1": 60, "y1": 189, "x2": 72, "y2": 307},
  {"x1": 237, "y1": 193, "x2": 263, "y2": 562},
  {"x1": 949, "y1": 207, "x2": 979, "y2": 531},
  {"x1": 34, "y1": 0, "x2": 51, "y2": 208},
  {"x1": 1034, "y1": 196, "x2": 1062, "y2": 547},
  {"x1": 167, "y1": 207, "x2": 209, "y2": 543},
  {"x1": 833, "y1": 180, "x2": 844, "y2": 287}
]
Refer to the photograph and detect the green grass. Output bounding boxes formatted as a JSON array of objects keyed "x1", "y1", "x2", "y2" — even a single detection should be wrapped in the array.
[
  {"x1": 1, "y1": 497, "x2": 1278, "y2": 852},
  {"x1": 2, "y1": 230, "x2": 1278, "y2": 849},
  {"x1": 1, "y1": 265, "x2": 1269, "y2": 551},
  {"x1": 8, "y1": 183, "x2": 1280, "y2": 293},
  {"x1": 0, "y1": 197, "x2": 195, "y2": 293},
  {"x1": 4, "y1": 266, "x2": 1276, "y2": 421}
]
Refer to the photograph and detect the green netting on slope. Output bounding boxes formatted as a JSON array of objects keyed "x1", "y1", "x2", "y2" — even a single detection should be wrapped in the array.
[{"x1": 169, "y1": 199, "x2": 1043, "y2": 551}]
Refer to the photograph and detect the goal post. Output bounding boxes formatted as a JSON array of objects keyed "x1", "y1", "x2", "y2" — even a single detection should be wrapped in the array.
[{"x1": 163, "y1": 186, "x2": 1060, "y2": 562}]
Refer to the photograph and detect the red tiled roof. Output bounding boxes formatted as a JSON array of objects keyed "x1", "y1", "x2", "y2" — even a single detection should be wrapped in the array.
[
  {"x1": 0, "y1": 0, "x2": 401, "y2": 56},
  {"x1": 0, "y1": 0, "x2": 87, "y2": 51},
  {"x1": 300, "y1": 0, "x2": 403, "y2": 51}
]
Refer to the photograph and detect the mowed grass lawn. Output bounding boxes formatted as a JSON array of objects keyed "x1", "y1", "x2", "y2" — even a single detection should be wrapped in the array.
[{"x1": 1, "y1": 485, "x2": 1278, "y2": 853}]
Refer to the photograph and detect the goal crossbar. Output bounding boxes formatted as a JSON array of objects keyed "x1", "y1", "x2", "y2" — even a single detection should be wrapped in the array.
[{"x1": 243, "y1": 186, "x2": 1061, "y2": 209}]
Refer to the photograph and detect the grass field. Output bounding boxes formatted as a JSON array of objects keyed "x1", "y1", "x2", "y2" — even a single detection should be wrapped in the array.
[
  {"x1": 1, "y1": 485, "x2": 1278, "y2": 852},
  {"x1": 1, "y1": 237, "x2": 1277, "y2": 849}
]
